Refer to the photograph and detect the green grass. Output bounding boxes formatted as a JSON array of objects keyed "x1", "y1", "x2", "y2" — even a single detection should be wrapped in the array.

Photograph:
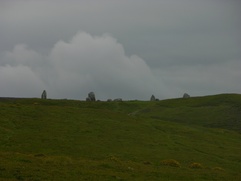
[
  {"x1": 137, "y1": 94, "x2": 241, "y2": 132},
  {"x1": 0, "y1": 94, "x2": 241, "y2": 180}
]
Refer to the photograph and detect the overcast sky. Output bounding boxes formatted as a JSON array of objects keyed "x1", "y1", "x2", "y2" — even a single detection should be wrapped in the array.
[{"x1": 0, "y1": 0, "x2": 240, "y2": 100}]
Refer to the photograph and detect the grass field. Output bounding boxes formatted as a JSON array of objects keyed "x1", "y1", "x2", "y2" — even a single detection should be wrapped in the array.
[{"x1": 0, "y1": 94, "x2": 241, "y2": 180}]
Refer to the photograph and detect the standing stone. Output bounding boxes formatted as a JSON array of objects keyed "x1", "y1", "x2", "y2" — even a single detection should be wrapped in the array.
[
  {"x1": 183, "y1": 93, "x2": 190, "y2": 98},
  {"x1": 113, "y1": 98, "x2": 122, "y2": 102},
  {"x1": 87, "y1": 92, "x2": 96, "y2": 101},
  {"x1": 150, "y1": 95, "x2": 156, "y2": 101},
  {"x1": 41, "y1": 90, "x2": 47, "y2": 99}
]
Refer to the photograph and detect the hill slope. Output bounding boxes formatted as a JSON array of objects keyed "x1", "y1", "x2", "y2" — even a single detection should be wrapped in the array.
[
  {"x1": 0, "y1": 94, "x2": 241, "y2": 180},
  {"x1": 135, "y1": 94, "x2": 241, "y2": 132}
]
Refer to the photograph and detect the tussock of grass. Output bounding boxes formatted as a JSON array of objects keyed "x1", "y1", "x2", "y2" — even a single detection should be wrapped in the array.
[
  {"x1": 189, "y1": 162, "x2": 203, "y2": 169},
  {"x1": 143, "y1": 161, "x2": 152, "y2": 165},
  {"x1": 34, "y1": 153, "x2": 45, "y2": 157},
  {"x1": 109, "y1": 155, "x2": 120, "y2": 162},
  {"x1": 212, "y1": 167, "x2": 225, "y2": 172},
  {"x1": 160, "y1": 159, "x2": 181, "y2": 167}
]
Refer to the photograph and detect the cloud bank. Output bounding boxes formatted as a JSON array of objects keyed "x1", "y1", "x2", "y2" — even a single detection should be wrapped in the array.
[
  {"x1": 0, "y1": 32, "x2": 165, "y2": 100},
  {"x1": 1, "y1": 1, "x2": 240, "y2": 99},
  {"x1": 1, "y1": 31, "x2": 240, "y2": 100}
]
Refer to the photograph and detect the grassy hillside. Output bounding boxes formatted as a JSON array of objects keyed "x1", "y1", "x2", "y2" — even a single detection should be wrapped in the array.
[
  {"x1": 136, "y1": 94, "x2": 241, "y2": 132},
  {"x1": 0, "y1": 94, "x2": 241, "y2": 180}
]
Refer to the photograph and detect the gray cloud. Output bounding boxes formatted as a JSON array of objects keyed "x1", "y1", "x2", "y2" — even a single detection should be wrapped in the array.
[
  {"x1": 48, "y1": 32, "x2": 163, "y2": 100},
  {"x1": 0, "y1": 65, "x2": 46, "y2": 97},
  {"x1": 154, "y1": 59, "x2": 241, "y2": 96},
  {"x1": 0, "y1": 0, "x2": 240, "y2": 99},
  {"x1": 0, "y1": 32, "x2": 167, "y2": 100}
]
